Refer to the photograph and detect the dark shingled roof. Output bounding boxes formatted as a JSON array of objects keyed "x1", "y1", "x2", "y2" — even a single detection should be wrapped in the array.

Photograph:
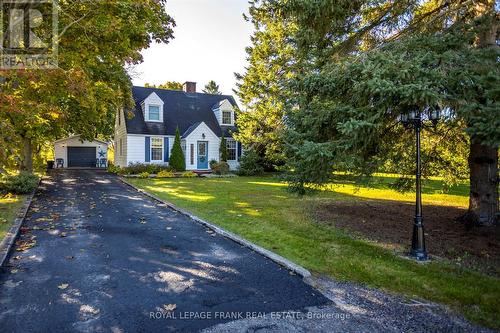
[
  {"x1": 125, "y1": 86, "x2": 238, "y2": 137},
  {"x1": 181, "y1": 122, "x2": 202, "y2": 138}
]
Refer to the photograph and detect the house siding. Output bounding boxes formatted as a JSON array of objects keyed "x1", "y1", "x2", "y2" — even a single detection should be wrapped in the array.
[
  {"x1": 114, "y1": 108, "x2": 128, "y2": 167},
  {"x1": 121, "y1": 130, "x2": 240, "y2": 170},
  {"x1": 213, "y1": 108, "x2": 221, "y2": 125},
  {"x1": 126, "y1": 135, "x2": 146, "y2": 165},
  {"x1": 227, "y1": 159, "x2": 239, "y2": 171},
  {"x1": 183, "y1": 122, "x2": 220, "y2": 171},
  {"x1": 125, "y1": 135, "x2": 174, "y2": 166}
]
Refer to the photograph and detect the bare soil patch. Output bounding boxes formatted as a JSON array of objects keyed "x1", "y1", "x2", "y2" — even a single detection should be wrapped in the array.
[{"x1": 313, "y1": 200, "x2": 500, "y2": 277}]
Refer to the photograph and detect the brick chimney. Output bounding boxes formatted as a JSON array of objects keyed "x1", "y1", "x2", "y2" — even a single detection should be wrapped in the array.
[{"x1": 183, "y1": 81, "x2": 196, "y2": 93}]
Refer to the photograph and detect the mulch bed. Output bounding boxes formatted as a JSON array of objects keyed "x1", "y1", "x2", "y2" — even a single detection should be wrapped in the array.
[{"x1": 312, "y1": 199, "x2": 500, "y2": 277}]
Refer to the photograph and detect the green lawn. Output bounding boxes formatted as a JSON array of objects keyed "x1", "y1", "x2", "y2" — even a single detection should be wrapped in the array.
[
  {"x1": 0, "y1": 195, "x2": 26, "y2": 241},
  {"x1": 127, "y1": 175, "x2": 499, "y2": 329}
]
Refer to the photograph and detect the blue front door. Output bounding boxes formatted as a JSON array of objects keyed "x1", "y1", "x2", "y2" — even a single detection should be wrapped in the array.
[{"x1": 197, "y1": 141, "x2": 208, "y2": 169}]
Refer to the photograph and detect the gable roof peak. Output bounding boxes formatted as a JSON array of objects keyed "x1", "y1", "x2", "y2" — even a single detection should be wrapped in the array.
[
  {"x1": 141, "y1": 91, "x2": 163, "y2": 104},
  {"x1": 212, "y1": 98, "x2": 231, "y2": 110}
]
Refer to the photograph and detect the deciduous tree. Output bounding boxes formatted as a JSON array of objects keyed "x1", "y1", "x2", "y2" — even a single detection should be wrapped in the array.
[
  {"x1": 145, "y1": 81, "x2": 183, "y2": 90},
  {"x1": 0, "y1": 0, "x2": 175, "y2": 172}
]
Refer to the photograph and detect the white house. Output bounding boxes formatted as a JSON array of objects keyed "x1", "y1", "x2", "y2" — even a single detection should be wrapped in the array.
[
  {"x1": 114, "y1": 82, "x2": 241, "y2": 170},
  {"x1": 54, "y1": 135, "x2": 108, "y2": 168}
]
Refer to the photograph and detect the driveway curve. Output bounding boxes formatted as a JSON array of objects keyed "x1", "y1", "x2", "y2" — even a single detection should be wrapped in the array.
[{"x1": 0, "y1": 170, "x2": 327, "y2": 332}]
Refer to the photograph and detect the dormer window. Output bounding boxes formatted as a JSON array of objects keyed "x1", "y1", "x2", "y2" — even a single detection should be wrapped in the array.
[
  {"x1": 148, "y1": 105, "x2": 160, "y2": 121},
  {"x1": 222, "y1": 110, "x2": 232, "y2": 125},
  {"x1": 212, "y1": 99, "x2": 234, "y2": 126},
  {"x1": 142, "y1": 92, "x2": 164, "y2": 123}
]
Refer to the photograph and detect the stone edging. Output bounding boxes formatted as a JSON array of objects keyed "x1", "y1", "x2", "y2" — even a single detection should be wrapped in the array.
[
  {"x1": 118, "y1": 177, "x2": 312, "y2": 278},
  {"x1": 0, "y1": 177, "x2": 41, "y2": 267}
]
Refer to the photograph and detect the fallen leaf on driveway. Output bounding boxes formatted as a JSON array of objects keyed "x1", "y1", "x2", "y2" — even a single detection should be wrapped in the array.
[
  {"x1": 58, "y1": 283, "x2": 69, "y2": 290},
  {"x1": 60, "y1": 232, "x2": 67, "y2": 237},
  {"x1": 15, "y1": 239, "x2": 36, "y2": 251},
  {"x1": 35, "y1": 217, "x2": 52, "y2": 222},
  {"x1": 11, "y1": 269, "x2": 18, "y2": 274},
  {"x1": 80, "y1": 304, "x2": 100, "y2": 315},
  {"x1": 4, "y1": 280, "x2": 22, "y2": 288},
  {"x1": 65, "y1": 256, "x2": 75, "y2": 260},
  {"x1": 163, "y1": 304, "x2": 177, "y2": 311}
]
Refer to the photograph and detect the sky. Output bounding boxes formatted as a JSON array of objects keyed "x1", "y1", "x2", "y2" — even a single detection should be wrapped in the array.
[{"x1": 130, "y1": 0, "x2": 254, "y2": 98}]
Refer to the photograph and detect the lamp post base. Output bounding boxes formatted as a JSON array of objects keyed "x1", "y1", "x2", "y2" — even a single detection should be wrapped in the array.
[
  {"x1": 409, "y1": 248, "x2": 428, "y2": 261},
  {"x1": 410, "y1": 217, "x2": 428, "y2": 261}
]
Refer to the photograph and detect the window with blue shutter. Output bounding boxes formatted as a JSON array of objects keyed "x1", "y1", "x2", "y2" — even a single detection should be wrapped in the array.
[
  {"x1": 145, "y1": 136, "x2": 150, "y2": 162},
  {"x1": 237, "y1": 142, "x2": 242, "y2": 161},
  {"x1": 164, "y1": 137, "x2": 169, "y2": 162}
]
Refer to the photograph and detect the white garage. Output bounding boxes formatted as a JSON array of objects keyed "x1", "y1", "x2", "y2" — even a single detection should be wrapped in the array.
[{"x1": 54, "y1": 135, "x2": 109, "y2": 168}]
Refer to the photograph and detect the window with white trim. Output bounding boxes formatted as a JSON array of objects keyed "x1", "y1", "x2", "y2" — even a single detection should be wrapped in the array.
[
  {"x1": 181, "y1": 140, "x2": 186, "y2": 156},
  {"x1": 151, "y1": 137, "x2": 163, "y2": 161},
  {"x1": 222, "y1": 111, "x2": 232, "y2": 125},
  {"x1": 148, "y1": 105, "x2": 160, "y2": 121},
  {"x1": 227, "y1": 139, "x2": 236, "y2": 161}
]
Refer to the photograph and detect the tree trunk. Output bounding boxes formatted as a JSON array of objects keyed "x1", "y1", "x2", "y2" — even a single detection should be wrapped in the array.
[
  {"x1": 467, "y1": 142, "x2": 499, "y2": 226},
  {"x1": 464, "y1": 2, "x2": 499, "y2": 226},
  {"x1": 20, "y1": 136, "x2": 33, "y2": 173}
]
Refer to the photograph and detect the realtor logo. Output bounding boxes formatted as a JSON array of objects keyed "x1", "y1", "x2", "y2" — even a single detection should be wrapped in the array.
[{"x1": 0, "y1": 0, "x2": 58, "y2": 69}]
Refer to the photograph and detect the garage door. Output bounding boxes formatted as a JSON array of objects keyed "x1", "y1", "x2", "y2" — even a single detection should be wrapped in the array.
[{"x1": 67, "y1": 147, "x2": 96, "y2": 167}]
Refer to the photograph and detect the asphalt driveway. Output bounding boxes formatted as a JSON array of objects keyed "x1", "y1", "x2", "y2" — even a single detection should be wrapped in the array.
[{"x1": 0, "y1": 170, "x2": 328, "y2": 332}]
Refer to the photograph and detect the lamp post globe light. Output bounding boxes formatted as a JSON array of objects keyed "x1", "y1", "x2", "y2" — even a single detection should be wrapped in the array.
[{"x1": 400, "y1": 105, "x2": 441, "y2": 261}]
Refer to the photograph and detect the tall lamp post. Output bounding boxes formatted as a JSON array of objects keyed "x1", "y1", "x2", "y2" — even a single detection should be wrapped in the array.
[{"x1": 400, "y1": 106, "x2": 441, "y2": 261}]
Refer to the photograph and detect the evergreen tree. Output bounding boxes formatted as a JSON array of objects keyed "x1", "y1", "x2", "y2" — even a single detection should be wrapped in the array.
[
  {"x1": 169, "y1": 127, "x2": 186, "y2": 171},
  {"x1": 202, "y1": 80, "x2": 221, "y2": 94},
  {"x1": 233, "y1": 1, "x2": 297, "y2": 169},
  {"x1": 239, "y1": 0, "x2": 499, "y2": 224},
  {"x1": 220, "y1": 136, "x2": 228, "y2": 162},
  {"x1": 279, "y1": 0, "x2": 499, "y2": 224}
]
